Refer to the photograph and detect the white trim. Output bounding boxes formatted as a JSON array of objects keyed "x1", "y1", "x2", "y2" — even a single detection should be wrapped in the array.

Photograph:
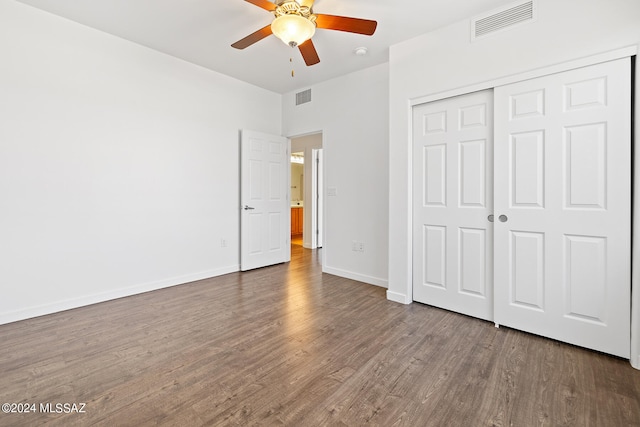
[
  {"x1": 411, "y1": 46, "x2": 637, "y2": 107},
  {"x1": 0, "y1": 265, "x2": 239, "y2": 326},
  {"x1": 633, "y1": 355, "x2": 640, "y2": 371},
  {"x1": 632, "y1": 47, "x2": 640, "y2": 370},
  {"x1": 386, "y1": 290, "x2": 411, "y2": 304},
  {"x1": 323, "y1": 266, "x2": 388, "y2": 288},
  {"x1": 387, "y1": 99, "x2": 416, "y2": 305},
  {"x1": 406, "y1": 97, "x2": 414, "y2": 304}
]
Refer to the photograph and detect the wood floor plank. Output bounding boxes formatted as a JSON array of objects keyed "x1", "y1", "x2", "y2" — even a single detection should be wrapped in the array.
[{"x1": 1, "y1": 244, "x2": 639, "y2": 426}]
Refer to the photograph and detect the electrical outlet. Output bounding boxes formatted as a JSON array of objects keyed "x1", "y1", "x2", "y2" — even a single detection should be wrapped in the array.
[
  {"x1": 221, "y1": 239, "x2": 227, "y2": 248},
  {"x1": 352, "y1": 241, "x2": 365, "y2": 252}
]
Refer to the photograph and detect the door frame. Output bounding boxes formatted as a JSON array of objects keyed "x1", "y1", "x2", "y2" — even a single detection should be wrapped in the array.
[
  {"x1": 289, "y1": 132, "x2": 324, "y2": 250},
  {"x1": 405, "y1": 46, "x2": 639, "y2": 367},
  {"x1": 312, "y1": 148, "x2": 324, "y2": 248}
]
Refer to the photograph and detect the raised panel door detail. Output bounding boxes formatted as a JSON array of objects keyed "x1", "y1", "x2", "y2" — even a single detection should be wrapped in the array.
[
  {"x1": 290, "y1": 208, "x2": 303, "y2": 235},
  {"x1": 269, "y1": 162, "x2": 282, "y2": 200},
  {"x1": 564, "y1": 235, "x2": 607, "y2": 324},
  {"x1": 510, "y1": 90, "x2": 545, "y2": 120},
  {"x1": 291, "y1": 208, "x2": 298, "y2": 235},
  {"x1": 459, "y1": 228, "x2": 486, "y2": 296},
  {"x1": 424, "y1": 145, "x2": 447, "y2": 206},
  {"x1": 511, "y1": 131, "x2": 545, "y2": 208},
  {"x1": 248, "y1": 212, "x2": 263, "y2": 254},
  {"x1": 510, "y1": 231, "x2": 545, "y2": 310},
  {"x1": 459, "y1": 140, "x2": 486, "y2": 207},
  {"x1": 423, "y1": 111, "x2": 447, "y2": 134},
  {"x1": 564, "y1": 77, "x2": 607, "y2": 111},
  {"x1": 250, "y1": 139, "x2": 263, "y2": 152},
  {"x1": 424, "y1": 225, "x2": 446, "y2": 288},
  {"x1": 564, "y1": 123, "x2": 607, "y2": 209},
  {"x1": 268, "y1": 212, "x2": 282, "y2": 251},
  {"x1": 249, "y1": 160, "x2": 263, "y2": 201},
  {"x1": 459, "y1": 104, "x2": 486, "y2": 129},
  {"x1": 269, "y1": 141, "x2": 282, "y2": 154}
]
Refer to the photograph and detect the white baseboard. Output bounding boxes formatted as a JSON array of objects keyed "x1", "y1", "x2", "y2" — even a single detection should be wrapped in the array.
[
  {"x1": 632, "y1": 354, "x2": 640, "y2": 371},
  {"x1": 386, "y1": 290, "x2": 411, "y2": 304},
  {"x1": 0, "y1": 265, "x2": 240, "y2": 326},
  {"x1": 322, "y1": 266, "x2": 388, "y2": 288}
]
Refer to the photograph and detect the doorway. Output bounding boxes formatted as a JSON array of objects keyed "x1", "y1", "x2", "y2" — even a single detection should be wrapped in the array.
[{"x1": 290, "y1": 133, "x2": 323, "y2": 250}]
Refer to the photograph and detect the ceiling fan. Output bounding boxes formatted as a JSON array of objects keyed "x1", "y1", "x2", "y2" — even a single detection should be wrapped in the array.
[{"x1": 231, "y1": 0, "x2": 377, "y2": 66}]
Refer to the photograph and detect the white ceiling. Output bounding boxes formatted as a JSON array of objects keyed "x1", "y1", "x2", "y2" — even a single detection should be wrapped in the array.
[{"x1": 16, "y1": 0, "x2": 518, "y2": 94}]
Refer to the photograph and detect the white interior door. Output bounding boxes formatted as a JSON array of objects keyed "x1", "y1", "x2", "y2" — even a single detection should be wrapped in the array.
[
  {"x1": 240, "y1": 130, "x2": 290, "y2": 271},
  {"x1": 493, "y1": 58, "x2": 631, "y2": 357},
  {"x1": 412, "y1": 90, "x2": 494, "y2": 321}
]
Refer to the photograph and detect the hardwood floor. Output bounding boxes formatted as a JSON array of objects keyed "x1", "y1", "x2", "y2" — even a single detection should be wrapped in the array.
[
  {"x1": 1, "y1": 245, "x2": 639, "y2": 426},
  {"x1": 291, "y1": 234, "x2": 303, "y2": 246}
]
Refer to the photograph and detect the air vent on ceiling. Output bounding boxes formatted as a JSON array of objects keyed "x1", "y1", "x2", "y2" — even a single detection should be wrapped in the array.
[
  {"x1": 472, "y1": 1, "x2": 535, "y2": 40},
  {"x1": 296, "y1": 89, "x2": 312, "y2": 106}
]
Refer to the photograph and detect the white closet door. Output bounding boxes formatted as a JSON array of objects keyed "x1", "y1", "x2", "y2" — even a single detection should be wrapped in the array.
[
  {"x1": 494, "y1": 58, "x2": 631, "y2": 357},
  {"x1": 413, "y1": 90, "x2": 494, "y2": 321}
]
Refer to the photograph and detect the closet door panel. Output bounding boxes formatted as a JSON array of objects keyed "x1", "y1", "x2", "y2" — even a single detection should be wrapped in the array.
[
  {"x1": 413, "y1": 90, "x2": 494, "y2": 321},
  {"x1": 494, "y1": 58, "x2": 631, "y2": 358}
]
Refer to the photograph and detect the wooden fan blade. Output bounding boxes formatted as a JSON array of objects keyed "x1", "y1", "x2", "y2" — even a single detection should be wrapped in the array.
[
  {"x1": 315, "y1": 14, "x2": 377, "y2": 35},
  {"x1": 299, "y1": 39, "x2": 320, "y2": 66},
  {"x1": 244, "y1": 0, "x2": 277, "y2": 11},
  {"x1": 231, "y1": 25, "x2": 273, "y2": 49}
]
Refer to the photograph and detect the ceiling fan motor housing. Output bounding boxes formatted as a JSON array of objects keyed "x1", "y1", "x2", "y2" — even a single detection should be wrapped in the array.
[{"x1": 273, "y1": 1, "x2": 316, "y2": 22}]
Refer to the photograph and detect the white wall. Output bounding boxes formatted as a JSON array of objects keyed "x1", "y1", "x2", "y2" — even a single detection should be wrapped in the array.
[
  {"x1": 388, "y1": 0, "x2": 640, "y2": 363},
  {"x1": 0, "y1": 1, "x2": 281, "y2": 324},
  {"x1": 283, "y1": 64, "x2": 389, "y2": 287}
]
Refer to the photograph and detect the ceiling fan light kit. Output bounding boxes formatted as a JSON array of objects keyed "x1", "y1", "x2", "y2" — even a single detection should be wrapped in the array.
[
  {"x1": 233, "y1": 0, "x2": 377, "y2": 66},
  {"x1": 271, "y1": 2, "x2": 316, "y2": 47}
]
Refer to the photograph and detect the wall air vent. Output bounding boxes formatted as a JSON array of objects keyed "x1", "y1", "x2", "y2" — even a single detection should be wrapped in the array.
[
  {"x1": 296, "y1": 89, "x2": 312, "y2": 106},
  {"x1": 472, "y1": 1, "x2": 535, "y2": 40}
]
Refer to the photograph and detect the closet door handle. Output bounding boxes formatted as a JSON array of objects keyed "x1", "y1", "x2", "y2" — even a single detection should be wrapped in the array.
[
  {"x1": 243, "y1": 205, "x2": 255, "y2": 210},
  {"x1": 487, "y1": 215, "x2": 494, "y2": 223},
  {"x1": 499, "y1": 214, "x2": 508, "y2": 222}
]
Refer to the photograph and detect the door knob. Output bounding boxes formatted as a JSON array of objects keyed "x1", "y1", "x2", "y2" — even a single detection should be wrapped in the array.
[
  {"x1": 499, "y1": 214, "x2": 508, "y2": 222},
  {"x1": 487, "y1": 215, "x2": 494, "y2": 223},
  {"x1": 243, "y1": 205, "x2": 255, "y2": 210}
]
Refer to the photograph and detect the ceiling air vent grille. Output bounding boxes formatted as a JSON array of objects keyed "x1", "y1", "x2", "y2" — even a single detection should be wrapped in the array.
[
  {"x1": 472, "y1": 1, "x2": 534, "y2": 40},
  {"x1": 296, "y1": 89, "x2": 312, "y2": 106}
]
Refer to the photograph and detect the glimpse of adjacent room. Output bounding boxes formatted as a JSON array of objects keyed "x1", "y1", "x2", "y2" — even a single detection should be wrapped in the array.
[
  {"x1": 290, "y1": 152, "x2": 304, "y2": 246},
  {"x1": 289, "y1": 133, "x2": 323, "y2": 250}
]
